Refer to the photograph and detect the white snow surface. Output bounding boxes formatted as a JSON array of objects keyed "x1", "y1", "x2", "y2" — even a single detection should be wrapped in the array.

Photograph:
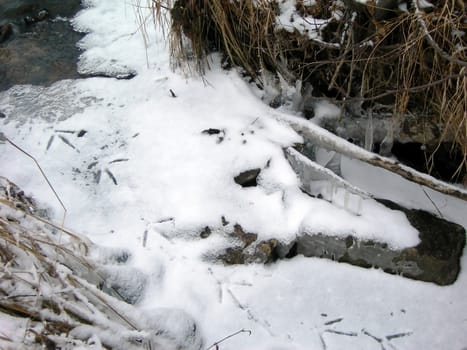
[{"x1": 0, "y1": 0, "x2": 466, "y2": 349}]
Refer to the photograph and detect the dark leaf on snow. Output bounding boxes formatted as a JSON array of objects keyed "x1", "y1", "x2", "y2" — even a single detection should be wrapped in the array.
[
  {"x1": 77, "y1": 130, "x2": 87, "y2": 137},
  {"x1": 202, "y1": 128, "x2": 222, "y2": 135},
  {"x1": 234, "y1": 168, "x2": 261, "y2": 187}
]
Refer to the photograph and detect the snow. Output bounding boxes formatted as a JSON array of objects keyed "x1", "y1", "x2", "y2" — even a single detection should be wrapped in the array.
[
  {"x1": 0, "y1": 0, "x2": 466, "y2": 349},
  {"x1": 0, "y1": 50, "x2": 421, "y2": 247},
  {"x1": 276, "y1": 0, "x2": 330, "y2": 40},
  {"x1": 0, "y1": 313, "x2": 27, "y2": 348}
]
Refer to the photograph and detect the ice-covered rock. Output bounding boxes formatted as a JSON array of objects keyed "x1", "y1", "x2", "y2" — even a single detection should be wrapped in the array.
[
  {"x1": 97, "y1": 265, "x2": 148, "y2": 304},
  {"x1": 138, "y1": 308, "x2": 203, "y2": 350}
]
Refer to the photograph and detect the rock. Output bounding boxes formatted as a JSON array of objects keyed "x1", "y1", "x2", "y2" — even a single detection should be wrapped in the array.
[
  {"x1": 234, "y1": 168, "x2": 261, "y2": 187},
  {"x1": 23, "y1": 8, "x2": 50, "y2": 25},
  {"x1": 379, "y1": 199, "x2": 466, "y2": 284},
  {"x1": 23, "y1": 15, "x2": 35, "y2": 25},
  {"x1": 253, "y1": 239, "x2": 279, "y2": 263},
  {"x1": 138, "y1": 308, "x2": 203, "y2": 350},
  {"x1": 0, "y1": 23, "x2": 13, "y2": 43},
  {"x1": 217, "y1": 224, "x2": 278, "y2": 264},
  {"x1": 214, "y1": 199, "x2": 465, "y2": 285},
  {"x1": 219, "y1": 247, "x2": 246, "y2": 265},
  {"x1": 219, "y1": 239, "x2": 280, "y2": 265},
  {"x1": 217, "y1": 225, "x2": 269, "y2": 264},
  {"x1": 232, "y1": 224, "x2": 257, "y2": 247},
  {"x1": 201, "y1": 128, "x2": 225, "y2": 143},
  {"x1": 35, "y1": 9, "x2": 50, "y2": 22},
  {"x1": 199, "y1": 226, "x2": 211, "y2": 239},
  {"x1": 201, "y1": 128, "x2": 221, "y2": 135},
  {"x1": 268, "y1": 95, "x2": 282, "y2": 109},
  {"x1": 398, "y1": 114, "x2": 440, "y2": 145},
  {"x1": 0, "y1": 111, "x2": 6, "y2": 118},
  {"x1": 97, "y1": 265, "x2": 148, "y2": 305},
  {"x1": 287, "y1": 199, "x2": 466, "y2": 285},
  {"x1": 77, "y1": 129, "x2": 87, "y2": 137},
  {"x1": 0, "y1": 176, "x2": 48, "y2": 217}
]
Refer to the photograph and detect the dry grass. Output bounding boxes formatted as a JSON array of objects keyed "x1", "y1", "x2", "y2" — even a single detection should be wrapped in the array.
[
  {"x1": 151, "y1": 0, "x2": 467, "y2": 182},
  {"x1": 0, "y1": 178, "x2": 148, "y2": 349}
]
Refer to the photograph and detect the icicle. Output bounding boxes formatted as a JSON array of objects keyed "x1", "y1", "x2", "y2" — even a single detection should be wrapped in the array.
[
  {"x1": 380, "y1": 119, "x2": 394, "y2": 156},
  {"x1": 344, "y1": 189, "x2": 349, "y2": 211},
  {"x1": 324, "y1": 152, "x2": 342, "y2": 176},
  {"x1": 364, "y1": 108, "x2": 374, "y2": 151},
  {"x1": 356, "y1": 196, "x2": 362, "y2": 216},
  {"x1": 291, "y1": 79, "x2": 303, "y2": 112}
]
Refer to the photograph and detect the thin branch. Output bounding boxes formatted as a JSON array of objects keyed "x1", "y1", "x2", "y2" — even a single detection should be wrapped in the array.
[
  {"x1": 1, "y1": 133, "x2": 67, "y2": 227},
  {"x1": 276, "y1": 113, "x2": 467, "y2": 201},
  {"x1": 206, "y1": 329, "x2": 252, "y2": 350},
  {"x1": 421, "y1": 186, "x2": 444, "y2": 218}
]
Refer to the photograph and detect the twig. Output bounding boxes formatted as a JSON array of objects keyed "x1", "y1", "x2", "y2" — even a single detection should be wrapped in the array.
[
  {"x1": 386, "y1": 331, "x2": 413, "y2": 340},
  {"x1": 142, "y1": 230, "x2": 148, "y2": 247},
  {"x1": 324, "y1": 329, "x2": 358, "y2": 336},
  {"x1": 105, "y1": 169, "x2": 118, "y2": 185},
  {"x1": 206, "y1": 329, "x2": 252, "y2": 350},
  {"x1": 362, "y1": 329, "x2": 383, "y2": 343},
  {"x1": 1, "y1": 133, "x2": 67, "y2": 227},
  {"x1": 324, "y1": 318, "x2": 343, "y2": 326},
  {"x1": 421, "y1": 187, "x2": 444, "y2": 218}
]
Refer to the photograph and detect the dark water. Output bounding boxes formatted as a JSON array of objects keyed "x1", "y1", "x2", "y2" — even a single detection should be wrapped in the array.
[{"x1": 0, "y1": 0, "x2": 83, "y2": 91}]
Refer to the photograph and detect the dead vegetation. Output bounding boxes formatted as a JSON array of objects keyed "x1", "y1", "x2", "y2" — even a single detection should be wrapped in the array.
[
  {"x1": 150, "y1": 0, "x2": 467, "y2": 183},
  {"x1": 0, "y1": 177, "x2": 129, "y2": 349},
  {"x1": 0, "y1": 177, "x2": 197, "y2": 349}
]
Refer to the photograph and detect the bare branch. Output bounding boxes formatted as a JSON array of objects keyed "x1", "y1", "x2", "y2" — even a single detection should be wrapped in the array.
[
  {"x1": 206, "y1": 329, "x2": 252, "y2": 350},
  {"x1": 276, "y1": 112, "x2": 467, "y2": 201}
]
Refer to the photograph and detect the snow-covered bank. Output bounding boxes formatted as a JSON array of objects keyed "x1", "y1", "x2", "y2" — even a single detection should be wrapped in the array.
[{"x1": 1, "y1": 0, "x2": 466, "y2": 349}]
